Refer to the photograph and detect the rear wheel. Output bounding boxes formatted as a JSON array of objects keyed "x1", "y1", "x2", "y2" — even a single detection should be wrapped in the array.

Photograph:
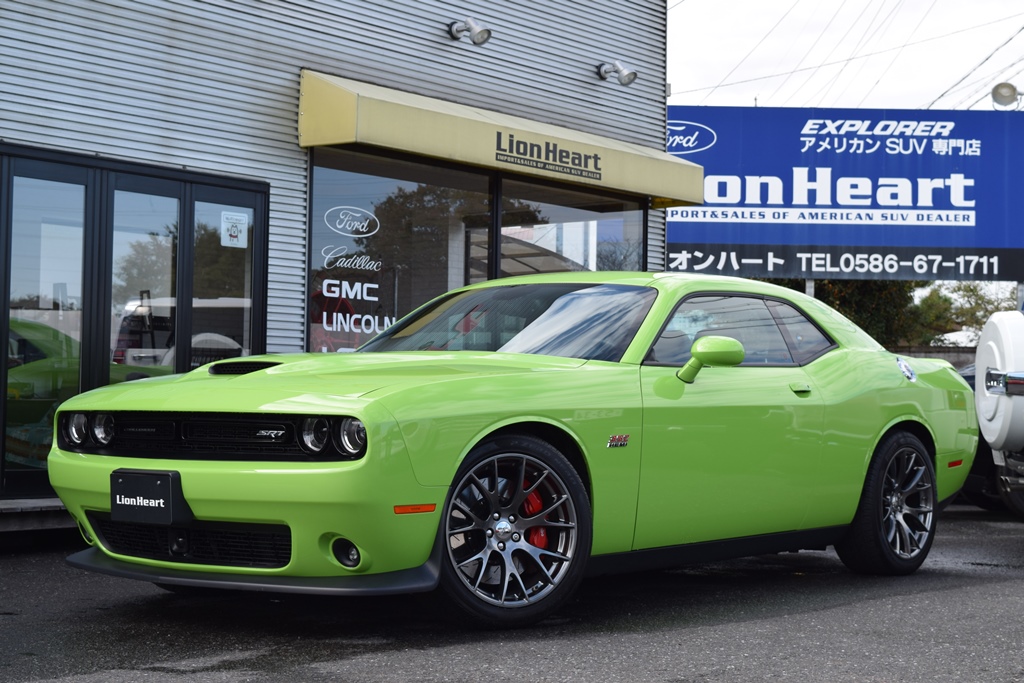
[
  {"x1": 439, "y1": 435, "x2": 591, "y2": 627},
  {"x1": 836, "y1": 431, "x2": 936, "y2": 575}
]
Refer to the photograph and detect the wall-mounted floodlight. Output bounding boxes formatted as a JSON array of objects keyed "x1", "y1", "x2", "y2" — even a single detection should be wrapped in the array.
[
  {"x1": 598, "y1": 60, "x2": 638, "y2": 86},
  {"x1": 992, "y1": 82, "x2": 1021, "y2": 109},
  {"x1": 448, "y1": 18, "x2": 492, "y2": 45}
]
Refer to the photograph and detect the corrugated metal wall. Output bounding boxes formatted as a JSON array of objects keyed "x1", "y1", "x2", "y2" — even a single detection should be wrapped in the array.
[{"x1": 0, "y1": 0, "x2": 669, "y2": 350}]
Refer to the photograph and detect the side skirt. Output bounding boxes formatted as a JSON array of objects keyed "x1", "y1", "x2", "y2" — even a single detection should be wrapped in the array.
[{"x1": 585, "y1": 526, "x2": 847, "y2": 577}]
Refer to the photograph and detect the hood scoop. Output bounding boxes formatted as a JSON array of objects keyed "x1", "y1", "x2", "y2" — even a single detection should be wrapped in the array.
[{"x1": 208, "y1": 360, "x2": 282, "y2": 376}]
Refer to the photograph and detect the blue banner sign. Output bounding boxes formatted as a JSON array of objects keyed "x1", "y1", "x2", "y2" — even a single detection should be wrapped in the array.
[{"x1": 666, "y1": 106, "x2": 1022, "y2": 280}]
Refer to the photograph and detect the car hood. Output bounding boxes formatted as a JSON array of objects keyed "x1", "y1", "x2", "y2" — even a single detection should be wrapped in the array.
[{"x1": 60, "y1": 351, "x2": 590, "y2": 413}]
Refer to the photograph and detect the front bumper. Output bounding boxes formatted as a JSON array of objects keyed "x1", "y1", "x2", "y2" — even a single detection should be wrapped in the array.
[
  {"x1": 67, "y1": 541, "x2": 441, "y2": 596},
  {"x1": 49, "y1": 445, "x2": 447, "y2": 580}
]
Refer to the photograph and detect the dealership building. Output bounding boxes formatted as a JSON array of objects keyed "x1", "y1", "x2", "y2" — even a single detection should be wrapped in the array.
[{"x1": 0, "y1": 1, "x2": 701, "y2": 521}]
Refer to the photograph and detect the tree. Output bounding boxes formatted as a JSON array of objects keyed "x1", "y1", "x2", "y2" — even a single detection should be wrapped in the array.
[
  {"x1": 771, "y1": 279, "x2": 921, "y2": 348},
  {"x1": 912, "y1": 281, "x2": 1018, "y2": 346}
]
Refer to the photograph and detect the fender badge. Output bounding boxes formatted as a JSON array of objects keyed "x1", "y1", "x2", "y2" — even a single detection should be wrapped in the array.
[
  {"x1": 896, "y1": 357, "x2": 917, "y2": 382},
  {"x1": 607, "y1": 434, "x2": 630, "y2": 448}
]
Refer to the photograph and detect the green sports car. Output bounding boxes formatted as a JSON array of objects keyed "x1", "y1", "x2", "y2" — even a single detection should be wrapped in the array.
[{"x1": 48, "y1": 272, "x2": 978, "y2": 627}]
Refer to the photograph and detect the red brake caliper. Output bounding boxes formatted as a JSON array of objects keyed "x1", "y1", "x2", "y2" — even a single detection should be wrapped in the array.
[{"x1": 522, "y1": 484, "x2": 548, "y2": 549}]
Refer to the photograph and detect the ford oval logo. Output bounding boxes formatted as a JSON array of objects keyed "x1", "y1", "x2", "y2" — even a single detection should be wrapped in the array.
[
  {"x1": 324, "y1": 206, "x2": 380, "y2": 237},
  {"x1": 666, "y1": 120, "x2": 717, "y2": 156}
]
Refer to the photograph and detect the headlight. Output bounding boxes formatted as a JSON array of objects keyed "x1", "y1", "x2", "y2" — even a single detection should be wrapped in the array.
[
  {"x1": 66, "y1": 413, "x2": 89, "y2": 445},
  {"x1": 300, "y1": 417, "x2": 330, "y2": 453},
  {"x1": 92, "y1": 414, "x2": 115, "y2": 445},
  {"x1": 336, "y1": 417, "x2": 367, "y2": 457}
]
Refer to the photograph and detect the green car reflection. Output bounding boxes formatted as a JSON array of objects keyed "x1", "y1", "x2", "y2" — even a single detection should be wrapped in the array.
[{"x1": 6, "y1": 319, "x2": 170, "y2": 467}]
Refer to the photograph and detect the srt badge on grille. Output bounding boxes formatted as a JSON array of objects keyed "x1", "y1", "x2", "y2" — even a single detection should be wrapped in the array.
[{"x1": 256, "y1": 429, "x2": 286, "y2": 439}]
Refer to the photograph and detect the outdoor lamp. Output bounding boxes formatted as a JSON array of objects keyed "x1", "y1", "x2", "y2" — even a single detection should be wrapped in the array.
[
  {"x1": 992, "y1": 82, "x2": 1021, "y2": 109},
  {"x1": 598, "y1": 60, "x2": 638, "y2": 86},
  {"x1": 448, "y1": 18, "x2": 492, "y2": 45}
]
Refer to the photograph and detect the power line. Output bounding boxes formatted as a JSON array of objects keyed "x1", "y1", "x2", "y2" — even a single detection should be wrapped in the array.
[
  {"x1": 927, "y1": 23, "x2": 1024, "y2": 107},
  {"x1": 698, "y1": 0, "x2": 802, "y2": 104},
  {"x1": 673, "y1": 12, "x2": 1024, "y2": 96},
  {"x1": 856, "y1": 0, "x2": 937, "y2": 107}
]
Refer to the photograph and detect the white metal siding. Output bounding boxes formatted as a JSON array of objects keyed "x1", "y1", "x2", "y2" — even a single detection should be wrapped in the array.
[{"x1": 1, "y1": 0, "x2": 669, "y2": 350}]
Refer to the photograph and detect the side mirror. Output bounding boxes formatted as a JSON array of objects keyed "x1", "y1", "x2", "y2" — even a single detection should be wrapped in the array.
[{"x1": 677, "y1": 335, "x2": 745, "y2": 384}]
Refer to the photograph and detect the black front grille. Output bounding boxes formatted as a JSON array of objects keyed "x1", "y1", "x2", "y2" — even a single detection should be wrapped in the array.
[
  {"x1": 57, "y1": 412, "x2": 362, "y2": 462},
  {"x1": 88, "y1": 512, "x2": 291, "y2": 568}
]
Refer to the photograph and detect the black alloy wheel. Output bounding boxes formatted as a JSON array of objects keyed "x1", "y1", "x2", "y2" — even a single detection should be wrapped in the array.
[
  {"x1": 439, "y1": 435, "x2": 592, "y2": 627},
  {"x1": 836, "y1": 431, "x2": 936, "y2": 575}
]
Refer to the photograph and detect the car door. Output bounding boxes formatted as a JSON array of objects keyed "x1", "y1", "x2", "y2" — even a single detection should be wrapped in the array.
[{"x1": 633, "y1": 294, "x2": 827, "y2": 550}]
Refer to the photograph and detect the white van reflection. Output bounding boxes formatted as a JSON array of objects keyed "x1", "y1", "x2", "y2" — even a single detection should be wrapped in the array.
[{"x1": 112, "y1": 297, "x2": 249, "y2": 369}]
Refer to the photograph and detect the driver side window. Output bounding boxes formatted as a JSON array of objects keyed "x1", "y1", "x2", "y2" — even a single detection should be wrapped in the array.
[{"x1": 646, "y1": 295, "x2": 796, "y2": 366}]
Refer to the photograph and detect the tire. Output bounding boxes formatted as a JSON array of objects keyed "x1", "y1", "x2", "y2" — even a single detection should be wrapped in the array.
[
  {"x1": 835, "y1": 431, "x2": 936, "y2": 575},
  {"x1": 995, "y1": 465, "x2": 1024, "y2": 519},
  {"x1": 439, "y1": 435, "x2": 592, "y2": 627}
]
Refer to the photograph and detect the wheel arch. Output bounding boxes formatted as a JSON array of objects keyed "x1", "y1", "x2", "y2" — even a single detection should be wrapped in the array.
[
  {"x1": 880, "y1": 419, "x2": 937, "y2": 467},
  {"x1": 482, "y1": 421, "x2": 593, "y2": 501}
]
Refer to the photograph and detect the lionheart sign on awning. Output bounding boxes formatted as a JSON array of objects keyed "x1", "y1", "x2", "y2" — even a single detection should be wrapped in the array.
[
  {"x1": 666, "y1": 105, "x2": 1022, "y2": 281},
  {"x1": 298, "y1": 70, "x2": 703, "y2": 209}
]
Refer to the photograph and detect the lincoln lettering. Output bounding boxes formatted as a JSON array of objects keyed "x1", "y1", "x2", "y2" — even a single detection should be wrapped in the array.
[
  {"x1": 115, "y1": 495, "x2": 166, "y2": 508},
  {"x1": 495, "y1": 132, "x2": 602, "y2": 171},
  {"x1": 705, "y1": 168, "x2": 974, "y2": 208}
]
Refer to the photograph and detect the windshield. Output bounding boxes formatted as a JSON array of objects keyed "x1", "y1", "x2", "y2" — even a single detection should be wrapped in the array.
[{"x1": 358, "y1": 283, "x2": 657, "y2": 362}]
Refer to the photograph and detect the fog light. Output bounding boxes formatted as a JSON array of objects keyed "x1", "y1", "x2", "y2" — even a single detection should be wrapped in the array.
[{"x1": 332, "y1": 538, "x2": 361, "y2": 568}]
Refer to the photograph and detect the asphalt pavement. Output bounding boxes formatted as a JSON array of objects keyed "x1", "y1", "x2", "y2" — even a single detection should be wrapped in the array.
[{"x1": 2, "y1": 505, "x2": 1023, "y2": 683}]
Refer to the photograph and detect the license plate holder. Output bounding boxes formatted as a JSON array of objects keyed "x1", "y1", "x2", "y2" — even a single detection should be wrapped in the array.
[{"x1": 110, "y1": 469, "x2": 193, "y2": 525}]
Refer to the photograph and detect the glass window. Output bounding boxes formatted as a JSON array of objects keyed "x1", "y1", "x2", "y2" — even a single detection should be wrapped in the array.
[
  {"x1": 501, "y1": 180, "x2": 643, "y2": 275},
  {"x1": 360, "y1": 282, "x2": 657, "y2": 362},
  {"x1": 310, "y1": 149, "x2": 490, "y2": 352},
  {"x1": 110, "y1": 189, "x2": 179, "y2": 371},
  {"x1": 648, "y1": 295, "x2": 794, "y2": 366},
  {"x1": 188, "y1": 200, "x2": 254, "y2": 368},
  {"x1": 767, "y1": 300, "x2": 834, "y2": 364},
  {"x1": 5, "y1": 175, "x2": 84, "y2": 473}
]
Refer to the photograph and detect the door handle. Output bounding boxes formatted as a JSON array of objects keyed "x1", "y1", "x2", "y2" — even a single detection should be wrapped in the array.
[{"x1": 789, "y1": 381, "x2": 812, "y2": 394}]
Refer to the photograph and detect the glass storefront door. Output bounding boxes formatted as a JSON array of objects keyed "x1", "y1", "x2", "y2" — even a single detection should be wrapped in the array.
[
  {"x1": 109, "y1": 183, "x2": 180, "y2": 374},
  {"x1": 189, "y1": 194, "x2": 255, "y2": 368},
  {"x1": 0, "y1": 149, "x2": 267, "y2": 499},
  {"x1": 5, "y1": 164, "x2": 86, "y2": 493}
]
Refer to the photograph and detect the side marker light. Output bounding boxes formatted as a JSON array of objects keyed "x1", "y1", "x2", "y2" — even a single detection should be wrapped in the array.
[{"x1": 394, "y1": 504, "x2": 437, "y2": 515}]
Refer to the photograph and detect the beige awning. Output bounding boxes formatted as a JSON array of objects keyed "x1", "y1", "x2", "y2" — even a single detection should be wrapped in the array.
[{"x1": 298, "y1": 69, "x2": 702, "y2": 209}]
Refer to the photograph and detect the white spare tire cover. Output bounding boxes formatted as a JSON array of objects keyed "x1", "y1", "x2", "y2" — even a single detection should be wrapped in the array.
[{"x1": 975, "y1": 310, "x2": 1024, "y2": 452}]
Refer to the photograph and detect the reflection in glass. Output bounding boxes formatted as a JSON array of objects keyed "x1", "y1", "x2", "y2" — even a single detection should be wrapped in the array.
[
  {"x1": 360, "y1": 283, "x2": 657, "y2": 362},
  {"x1": 310, "y1": 149, "x2": 490, "y2": 352},
  {"x1": 501, "y1": 180, "x2": 643, "y2": 275},
  {"x1": 5, "y1": 177, "x2": 84, "y2": 469},
  {"x1": 188, "y1": 202, "x2": 254, "y2": 368},
  {"x1": 110, "y1": 190, "x2": 178, "y2": 371}
]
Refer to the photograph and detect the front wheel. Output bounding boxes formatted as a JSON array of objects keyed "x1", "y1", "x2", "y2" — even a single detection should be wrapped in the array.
[
  {"x1": 439, "y1": 435, "x2": 592, "y2": 627},
  {"x1": 835, "y1": 431, "x2": 936, "y2": 575}
]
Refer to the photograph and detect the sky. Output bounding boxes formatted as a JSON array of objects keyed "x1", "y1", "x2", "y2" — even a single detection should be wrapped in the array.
[{"x1": 667, "y1": 0, "x2": 1024, "y2": 111}]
